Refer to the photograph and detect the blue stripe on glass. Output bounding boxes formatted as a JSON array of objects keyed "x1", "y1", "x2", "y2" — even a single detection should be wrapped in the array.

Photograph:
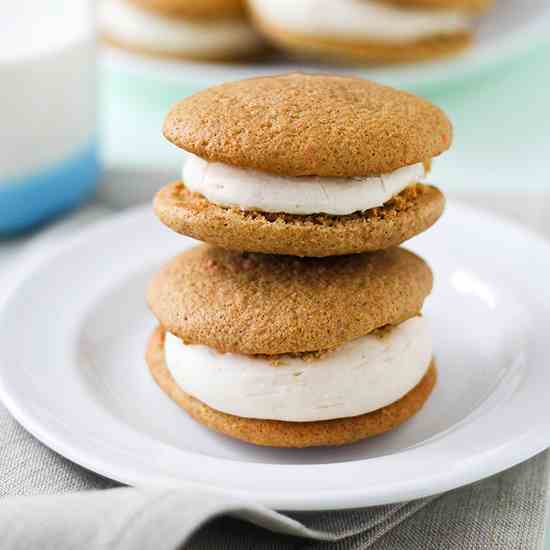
[{"x1": 0, "y1": 140, "x2": 100, "y2": 234}]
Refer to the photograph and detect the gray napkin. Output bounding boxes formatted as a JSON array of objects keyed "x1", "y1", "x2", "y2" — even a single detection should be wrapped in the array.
[{"x1": 0, "y1": 402, "x2": 547, "y2": 550}]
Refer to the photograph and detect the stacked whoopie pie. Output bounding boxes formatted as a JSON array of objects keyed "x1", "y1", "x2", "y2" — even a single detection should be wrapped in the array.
[
  {"x1": 248, "y1": 0, "x2": 494, "y2": 63},
  {"x1": 147, "y1": 73, "x2": 452, "y2": 448},
  {"x1": 99, "y1": 0, "x2": 263, "y2": 61}
]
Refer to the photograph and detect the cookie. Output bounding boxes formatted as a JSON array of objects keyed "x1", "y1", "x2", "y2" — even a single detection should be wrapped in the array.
[
  {"x1": 155, "y1": 182, "x2": 444, "y2": 257},
  {"x1": 99, "y1": 0, "x2": 262, "y2": 62},
  {"x1": 128, "y1": 0, "x2": 246, "y2": 19},
  {"x1": 147, "y1": 327, "x2": 437, "y2": 447},
  {"x1": 252, "y1": 21, "x2": 471, "y2": 64},
  {"x1": 147, "y1": 244, "x2": 433, "y2": 355},
  {"x1": 377, "y1": 0, "x2": 494, "y2": 13},
  {"x1": 102, "y1": 35, "x2": 262, "y2": 63},
  {"x1": 164, "y1": 74, "x2": 452, "y2": 177},
  {"x1": 247, "y1": 0, "x2": 481, "y2": 64}
]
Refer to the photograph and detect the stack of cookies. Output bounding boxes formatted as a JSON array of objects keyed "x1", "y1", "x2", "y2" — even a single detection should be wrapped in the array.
[
  {"x1": 147, "y1": 73, "x2": 452, "y2": 448},
  {"x1": 99, "y1": 0, "x2": 263, "y2": 61}
]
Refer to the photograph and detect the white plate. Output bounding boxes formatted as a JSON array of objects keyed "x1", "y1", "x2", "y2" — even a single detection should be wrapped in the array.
[
  {"x1": 102, "y1": 0, "x2": 550, "y2": 92},
  {"x1": 1, "y1": 201, "x2": 550, "y2": 510}
]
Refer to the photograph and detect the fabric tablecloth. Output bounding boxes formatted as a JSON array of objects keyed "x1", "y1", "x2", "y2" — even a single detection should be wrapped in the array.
[{"x1": 0, "y1": 393, "x2": 547, "y2": 549}]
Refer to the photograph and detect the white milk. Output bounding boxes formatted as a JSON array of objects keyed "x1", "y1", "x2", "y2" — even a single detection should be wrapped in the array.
[{"x1": 0, "y1": 1, "x2": 96, "y2": 180}]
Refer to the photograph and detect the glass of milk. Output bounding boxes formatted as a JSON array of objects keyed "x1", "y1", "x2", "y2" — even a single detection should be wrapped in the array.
[{"x1": 0, "y1": 0, "x2": 98, "y2": 234}]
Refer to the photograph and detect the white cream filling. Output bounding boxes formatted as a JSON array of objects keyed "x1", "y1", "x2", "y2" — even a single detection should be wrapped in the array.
[
  {"x1": 183, "y1": 154, "x2": 425, "y2": 216},
  {"x1": 248, "y1": 0, "x2": 471, "y2": 41},
  {"x1": 99, "y1": 0, "x2": 261, "y2": 54},
  {"x1": 164, "y1": 316, "x2": 432, "y2": 422}
]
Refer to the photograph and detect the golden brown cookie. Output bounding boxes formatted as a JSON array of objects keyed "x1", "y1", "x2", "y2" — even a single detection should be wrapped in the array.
[
  {"x1": 252, "y1": 20, "x2": 471, "y2": 64},
  {"x1": 127, "y1": 0, "x2": 246, "y2": 19},
  {"x1": 146, "y1": 327, "x2": 437, "y2": 447},
  {"x1": 147, "y1": 244, "x2": 433, "y2": 355},
  {"x1": 102, "y1": 34, "x2": 263, "y2": 63},
  {"x1": 377, "y1": 0, "x2": 494, "y2": 13},
  {"x1": 163, "y1": 74, "x2": 452, "y2": 177},
  {"x1": 154, "y1": 182, "x2": 444, "y2": 257}
]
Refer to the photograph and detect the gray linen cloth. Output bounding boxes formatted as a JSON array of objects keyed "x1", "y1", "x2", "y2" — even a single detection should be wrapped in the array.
[
  {"x1": 0, "y1": 205, "x2": 548, "y2": 549},
  {"x1": 0, "y1": 407, "x2": 547, "y2": 550}
]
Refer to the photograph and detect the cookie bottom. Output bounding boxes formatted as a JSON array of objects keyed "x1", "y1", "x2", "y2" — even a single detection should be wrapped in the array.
[
  {"x1": 154, "y1": 182, "x2": 445, "y2": 257},
  {"x1": 146, "y1": 327, "x2": 437, "y2": 448},
  {"x1": 102, "y1": 34, "x2": 265, "y2": 63},
  {"x1": 252, "y1": 17, "x2": 471, "y2": 64},
  {"x1": 375, "y1": 0, "x2": 494, "y2": 14}
]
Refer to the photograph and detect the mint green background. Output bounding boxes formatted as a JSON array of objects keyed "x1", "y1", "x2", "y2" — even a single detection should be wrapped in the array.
[{"x1": 100, "y1": 45, "x2": 550, "y2": 195}]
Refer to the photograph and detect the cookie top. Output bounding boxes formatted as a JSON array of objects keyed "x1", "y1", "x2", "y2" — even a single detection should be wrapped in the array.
[
  {"x1": 147, "y1": 244, "x2": 433, "y2": 355},
  {"x1": 163, "y1": 73, "x2": 452, "y2": 177},
  {"x1": 378, "y1": 0, "x2": 494, "y2": 13},
  {"x1": 127, "y1": 0, "x2": 246, "y2": 19}
]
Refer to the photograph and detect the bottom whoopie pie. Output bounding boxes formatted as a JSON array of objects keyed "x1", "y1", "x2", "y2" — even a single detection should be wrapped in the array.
[{"x1": 146, "y1": 245, "x2": 436, "y2": 448}]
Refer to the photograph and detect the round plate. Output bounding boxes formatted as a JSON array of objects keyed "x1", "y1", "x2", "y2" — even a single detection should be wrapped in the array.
[
  {"x1": 0, "y1": 201, "x2": 549, "y2": 510},
  {"x1": 102, "y1": 0, "x2": 550, "y2": 92}
]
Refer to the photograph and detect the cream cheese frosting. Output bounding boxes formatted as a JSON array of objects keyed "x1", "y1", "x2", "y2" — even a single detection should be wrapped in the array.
[
  {"x1": 248, "y1": 0, "x2": 471, "y2": 41},
  {"x1": 183, "y1": 154, "x2": 425, "y2": 215},
  {"x1": 99, "y1": 0, "x2": 261, "y2": 55},
  {"x1": 164, "y1": 316, "x2": 432, "y2": 422}
]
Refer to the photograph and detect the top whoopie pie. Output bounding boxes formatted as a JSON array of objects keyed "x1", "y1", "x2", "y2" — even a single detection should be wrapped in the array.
[{"x1": 156, "y1": 73, "x2": 451, "y2": 257}]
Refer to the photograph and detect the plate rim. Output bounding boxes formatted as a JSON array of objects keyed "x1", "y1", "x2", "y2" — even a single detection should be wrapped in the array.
[{"x1": 1, "y1": 200, "x2": 550, "y2": 510}]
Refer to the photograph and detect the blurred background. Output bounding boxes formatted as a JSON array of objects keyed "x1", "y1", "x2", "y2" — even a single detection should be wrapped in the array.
[{"x1": 1, "y1": 0, "x2": 549, "y2": 236}]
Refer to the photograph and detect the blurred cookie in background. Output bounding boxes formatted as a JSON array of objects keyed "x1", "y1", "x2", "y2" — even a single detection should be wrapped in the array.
[
  {"x1": 247, "y1": 0, "x2": 495, "y2": 64},
  {"x1": 126, "y1": 0, "x2": 246, "y2": 19},
  {"x1": 99, "y1": 0, "x2": 263, "y2": 61}
]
